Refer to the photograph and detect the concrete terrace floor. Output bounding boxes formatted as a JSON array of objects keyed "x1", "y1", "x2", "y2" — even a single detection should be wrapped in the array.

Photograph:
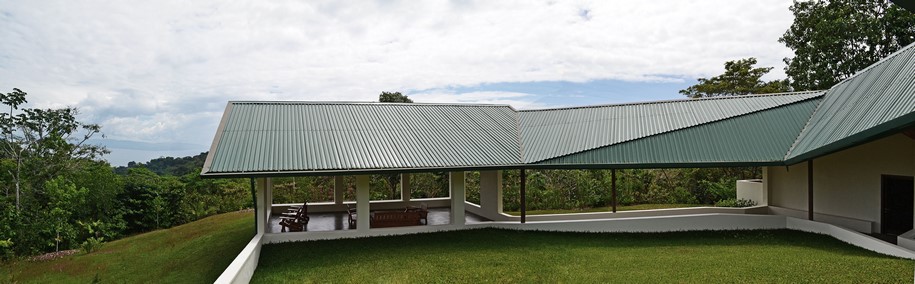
[{"x1": 268, "y1": 208, "x2": 487, "y2": 233}]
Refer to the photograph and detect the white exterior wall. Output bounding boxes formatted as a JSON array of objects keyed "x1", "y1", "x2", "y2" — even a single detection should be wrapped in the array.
[
  {"x1": 477, "y1": 170, "x2": 503, "y2": 219},
  {"x1": 767, "y1": 134, "x2": 915, "y2": 233},
  {"x1": 736, "y1": 179, "x2": 764, "y2": 205}
]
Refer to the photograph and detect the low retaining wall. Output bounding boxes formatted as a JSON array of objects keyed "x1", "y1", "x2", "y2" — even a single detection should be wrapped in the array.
[
  {"x1": 264, "y1": 224, "x2": 467, "y2": 243},
  {"x1": 217, "y1": 213, "x2": 915, "y2": 283},
  {"x1": 467, "y1": 204, "x2": 770, "y2": 222},
  {"x1": 487, "y1": 213, "x2": 786, "y2": 232},
  {"x1": 898, "y1": 229, "x2": 915, "y2": 251},
  {"x1": 214, "y1": 233, "x2": 263, "y2": 284},
  {"x1": 768, "y1": 206, "x2": 874, "y2": 233},
  {"x1": 786, "y1": 218, "x2": 915, "y2": 259}
]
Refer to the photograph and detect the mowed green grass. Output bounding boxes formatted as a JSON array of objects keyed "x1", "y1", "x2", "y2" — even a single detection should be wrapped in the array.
[
  {"x1": 252, "y1": 229, "x2": 913, "y2": 283},
  {"x1": 1, "y1": 210, "x2": 253, "y2": 283},
  {"x1": 505, "y1": 203, "x2": 704, "y2": 215}
]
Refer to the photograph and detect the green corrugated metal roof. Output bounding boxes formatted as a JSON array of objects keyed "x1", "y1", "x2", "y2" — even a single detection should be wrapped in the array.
[
  {"x1": 785, "y1": 42, "x2": 915, "y2": 164},
  {"x1": 204, "y1": 102, "x2": 521, "y2": 174},
  {"x1": 533, "y1": 98, "x2": 822, "y2": 167},
  {"x1": 519, "y1": 91, "x2": 823, "y2": 163},
  {"x1": 202, "y1": 92, "x2": 828, "y2": 177}
]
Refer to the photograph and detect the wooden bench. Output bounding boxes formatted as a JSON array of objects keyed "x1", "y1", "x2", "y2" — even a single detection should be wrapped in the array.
[
  {"x1": 370, "y1": 210, "x2": 425, "y2": 228},
  {"x1": 346, "y1": 205, "x2": 430, "y2": 229}
]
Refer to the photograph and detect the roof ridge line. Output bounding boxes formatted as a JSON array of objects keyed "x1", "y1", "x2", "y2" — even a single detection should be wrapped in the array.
[
  {"x1": 782, "y1": 97, "x2": 823, "y2": 161},
  {"x1": 518, "y1": 91, "x2": 825, "y2": 112},
  {"x1": 230, "y1": 101, "x2": 514, "y2": 108},
  {"x1": 526, "y1": 95, "x2": 825, "y2": 164}
]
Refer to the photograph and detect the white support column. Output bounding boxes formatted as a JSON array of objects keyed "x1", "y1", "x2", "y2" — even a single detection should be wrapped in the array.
[
  {"x1": 479, "y1": 170, "x2": 503, "y2": 218},
  {"x1": 264, "y1": 178, "x2": 273, "y2": 229},
  {"x1": 356, "y1": 175, "x2": 370, "y2": 232},
  {"x1": 401, "y1": 173, "x2": 411, "y2": 203},
  {"x1": 450, "y1": 171, "x2": 466, "y2": 226},
  {"x1": 761, "y1": 167, "x2": 769, "y2": 206},
  {"x1": 334, "y1": 176, "x2": 345, "y2": 205},
  {"x1": 264, "y1": 178, "x2": 273, "y2": 221},
  {"x1": 255, "y1": 178, "x2": 268, "y2": 234}
]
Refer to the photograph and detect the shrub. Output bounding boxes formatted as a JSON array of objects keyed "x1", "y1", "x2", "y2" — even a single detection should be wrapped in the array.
[
  {"x1": 0, "y1": 238, "x2": 13, "y2": 260},
  {"x1": 715, "y1": 198, "x2": 758, "y2": 208},
  {"x1": 702, "y1": 179, "x2": 737, "y2": 202},
  {"x1": 80, "y1": 237, "x2": 104, "y2": 254}
]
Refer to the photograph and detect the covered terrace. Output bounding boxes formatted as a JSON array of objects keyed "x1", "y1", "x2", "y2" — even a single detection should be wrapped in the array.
[{"x1": 200, "y1": 90, "x2": 823, "y2": 240}]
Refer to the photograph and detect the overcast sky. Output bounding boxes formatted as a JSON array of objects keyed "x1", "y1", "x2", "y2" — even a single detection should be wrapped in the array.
[{"x1": 0, "y1": 0, "x2": 796, "y2": 166}]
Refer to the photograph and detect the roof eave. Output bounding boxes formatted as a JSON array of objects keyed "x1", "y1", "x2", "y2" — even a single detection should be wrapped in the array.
[
  {"x1": 200, "y1": 102, "x2": 234, "y2": 176},
  {"x1": 784, "y1": 111, "x2": 915, "y2": 165}
]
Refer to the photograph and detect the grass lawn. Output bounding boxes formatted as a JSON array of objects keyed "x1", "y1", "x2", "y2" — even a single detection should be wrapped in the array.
[
  {"x1": 1, "y1": 210, "x2": 253, "y2": 283},
  {"x1": 505, "y1": 203, "x2": 704, "y2": 215},
  {"x1": 252, "y1": 229, "x2": 913, "y2": 283}
]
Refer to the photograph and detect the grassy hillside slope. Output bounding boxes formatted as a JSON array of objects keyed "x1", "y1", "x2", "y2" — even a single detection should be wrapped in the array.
[{"x1": 2, "y1": 210, "x2": 253, "y2": 283}]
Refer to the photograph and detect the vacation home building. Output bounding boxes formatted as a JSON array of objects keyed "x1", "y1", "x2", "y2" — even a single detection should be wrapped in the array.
[{"x1": 203, "y1": 42, "x2": 915, "y2": 283}]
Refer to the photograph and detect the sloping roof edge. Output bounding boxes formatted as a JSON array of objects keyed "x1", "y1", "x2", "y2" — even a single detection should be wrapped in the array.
[
  {"x1": 784, "y1": 42, "x2": 915, "y2": 162},
  {"x1": 532, "y1": 96, "x2": 824, "y2": 166},
  {"x1": 521, "y1": 91, "x2": 825, "y2": 164},
  {"x1": 784, "y1": 111, "x2": 915, "y2": 165},
  {"x1": 201, "y1": 102, "x2": 233, "y2": 176}
]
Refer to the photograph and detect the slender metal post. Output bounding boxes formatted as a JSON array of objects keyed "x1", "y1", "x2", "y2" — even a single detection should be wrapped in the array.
[
  {"x1": 250, "y1": 178, "x2": 257, "y2": 235},
  {"x1": 612, "y1": 169, "x2": 617, "y2": 213},
  {"x1": 520, "y1": 169, "x2": 527, "y2": 224},
  {"x1": 808, "y1": 160, "x2": 814, "y2": 221}
]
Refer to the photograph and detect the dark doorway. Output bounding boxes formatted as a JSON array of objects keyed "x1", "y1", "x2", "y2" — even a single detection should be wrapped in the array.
[{"x1": 881, "y1": 175, "x2": 914, "y2": 235}]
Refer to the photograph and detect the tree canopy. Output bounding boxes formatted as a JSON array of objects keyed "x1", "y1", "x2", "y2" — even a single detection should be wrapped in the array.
[
  {"x1": 379, "y1": 91, "x2": 413, "y2": 103},
  {"x1": 679, "y1": 58, "x2": 790, "y2": 98},
  {"x1": 780, "y1": 0, "x2": 915, "y2": 90}
]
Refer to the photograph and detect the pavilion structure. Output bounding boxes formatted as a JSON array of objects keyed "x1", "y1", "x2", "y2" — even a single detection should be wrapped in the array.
[{"x1": 208, "y1": 42, "x2": 915, "y2": 283}]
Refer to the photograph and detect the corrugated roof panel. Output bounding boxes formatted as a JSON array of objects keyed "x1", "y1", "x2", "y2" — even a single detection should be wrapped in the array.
[
  {"x1": 536, "y1": 98, "x2": 822, "y2": 166},
  {"x1": 207, "y1": 103, "x2": 522, "y2": 173},
  {"x1": 786, "y1": 43, "x2": 915, "y2": 163},
  {"x1": 519, "y1": 92, "x2": 823, "y2": 163}
]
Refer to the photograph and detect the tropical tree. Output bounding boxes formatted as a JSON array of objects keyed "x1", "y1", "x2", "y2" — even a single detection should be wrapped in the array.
[
  {"x1": 379, "y1": 91, "x2": 413, "y2": 103},
  {"x1": 780, "y1": 0, "x2": 915, "y2": 90},
  {"x1": 679, "y1": 58, "x2": 790, "y2": 98},
  {"x1": 0, "y1": 88, "x2": 107, "y2": 211}
]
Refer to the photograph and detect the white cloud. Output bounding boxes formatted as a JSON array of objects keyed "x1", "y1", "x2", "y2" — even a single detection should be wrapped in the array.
[{"x1": 0, "y1": 0, "x2": 796, "y2": 151}]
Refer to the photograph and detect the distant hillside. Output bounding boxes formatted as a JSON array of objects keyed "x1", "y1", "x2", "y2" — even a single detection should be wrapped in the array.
[
  {"x1": 1, "y1": 210, "x2": 253, "y2": 283},
  {"x1": 115, "y1": 152, "x2": 208, "y2": 176}
]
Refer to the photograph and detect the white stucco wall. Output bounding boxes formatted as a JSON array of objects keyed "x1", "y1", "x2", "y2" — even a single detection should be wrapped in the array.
[
  {"x1": 736, "y1": 179, "x2": 764, "y2": 205},
  {"x1": 767, "y1": 134, "x2": 915, "y2": 233}
]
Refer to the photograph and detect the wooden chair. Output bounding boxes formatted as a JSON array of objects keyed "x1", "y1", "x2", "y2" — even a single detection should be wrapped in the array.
[
  {"x1": 405, "y1": 203, "x2": 429, "y2": 225},
  {"x1": 346, "y1": 205, "x2": 357, "y2": 228},
  {"x1": 279, "y1": 203, "x2": 309, "y2": 232}
]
